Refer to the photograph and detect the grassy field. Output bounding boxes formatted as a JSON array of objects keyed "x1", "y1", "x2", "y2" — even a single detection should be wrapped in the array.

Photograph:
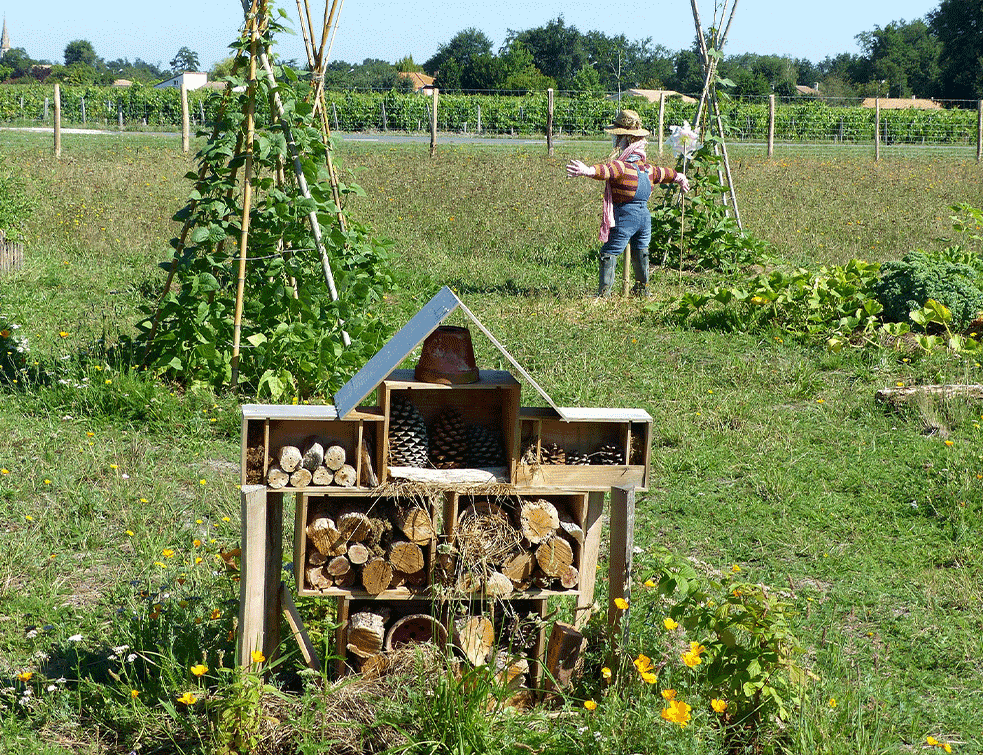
[{"x1": 0, "y1": 131, "x2": 981, "y2": 754}]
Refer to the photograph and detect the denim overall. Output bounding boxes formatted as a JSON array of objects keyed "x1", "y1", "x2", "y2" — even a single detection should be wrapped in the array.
[{"x1": 598, "y1": 157, "x2": 652, "y2": 296}]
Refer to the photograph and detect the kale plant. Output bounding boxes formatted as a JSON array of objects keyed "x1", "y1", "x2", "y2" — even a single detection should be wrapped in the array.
[{"x1": 873, "y1": 249, "x2": 983, "y2": 329}]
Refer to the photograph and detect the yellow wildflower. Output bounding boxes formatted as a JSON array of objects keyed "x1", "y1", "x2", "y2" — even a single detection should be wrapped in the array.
[
  {"x1": 663, "y1": 617, "x2": 678, "y2": 631},
  {"x1": 601, "y1": 667, "x2": 611, "y2": 680},
  {"x1": 176, "y1": 691, "x2": 197, "y2": 705},
  {"x1": 661, "y1": 689, "x2": 677, "y2": 700},
  {"x1": 583, "y1": 699, "x2": 597, "y2": 711},
  {"x1": 131, "y1": 689, "x2": 140, "y2": 698},
  {"x1": 17, "y1": 670, "x2": 33, "y2": 682},
  {"x1": 162, "y1": 549, "x2": 175, "y2": 558},
  {"x1": 251, "y1": 650, "x2": 265, "y2": 664},
  {"x1": 927, "y1": 738, "x2": 940, "y2": 746},
  {"x1": 711, "y1": 698, "x2": 728, "y2": 713},
  {"x1": 614, "y1": 597, "x2": 629, "y2": 610},
  {"x1": 660, "y1": 698, "x2": 692, "y2": 727},
  {"x1": 190, "y1": 664, "x2": 208, "y2": 677},
  {"x1": 640, "y1": 671, "x2": 658, "y2": 684},
  {"x1": 633, "y1": 654, "x2": 653, "y2": 674}
]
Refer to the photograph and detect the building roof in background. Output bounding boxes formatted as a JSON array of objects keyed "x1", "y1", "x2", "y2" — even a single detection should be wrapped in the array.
[
  {"x1": 861, "y1": 97, "x2": 942, "y2": 110},
  {"x1": 612, "y1": 88, "x2": 697, "y2": 104},
  {"x1": 398, "y1": 71, "x2": 435, "y2": 90}
]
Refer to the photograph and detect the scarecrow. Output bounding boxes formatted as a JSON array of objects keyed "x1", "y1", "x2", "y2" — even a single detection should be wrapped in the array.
[{"x1": 566, "y1": 109, "x2": 690, "y2": 297}]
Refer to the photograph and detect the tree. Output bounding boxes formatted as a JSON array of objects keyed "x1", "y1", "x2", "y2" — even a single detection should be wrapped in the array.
[
  {"x1": 856, "y1": 19, "x2": 940, "y2": 98},
  {"x1": 1, "y1": 47, "x2": 37, "y2": 79},
  {"x1": 928, "y1": 0, "x2": 983, "y2": 99},
  {"x1": 424, "y1": 28, "x2": 493, "y2": 89},
  {"x1": 64, "y1": 39, "x2": 97, "y2": 68},
  {"x1": 170, "y1": 47, "x2": 200, "y2": 73},
  {"x1": 505, "y1": 17, "x2": 588, "y2": 90}
]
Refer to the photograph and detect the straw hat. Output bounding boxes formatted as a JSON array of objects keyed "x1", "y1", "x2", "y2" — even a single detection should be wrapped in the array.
[{"x1": 604, "y1": 109, "x2": 650, "y2": 136}]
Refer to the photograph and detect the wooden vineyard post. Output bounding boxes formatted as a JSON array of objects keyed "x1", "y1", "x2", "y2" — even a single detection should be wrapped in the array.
[
  {"x1": 547, "y1": 88, "x2": 554, "y2": 156},
  {"x1": 430, "y1": 88, "x2": 439, "y2": 157},
  {"x1": 977, "y1": 100, "x2": 982, "y2": 164},
  {"x1": 181, "y1": 83, "x2": 190, "y2": 153},
  {"x1": 53, "y1": 83, "x2": 61, "y2": 158},
  {"x1": 576, "y1": 491, "x2": 605, "y2": 627},
  {"x1": 238, "y1": 485, "x2": 283, "y2": 668},
  {"x1": 875, "y1": 98, "x2": 881, "y2": 161},
  {"x1": 658, "y1": 91, "x2": 666, "y2": 155},
  {"x1": 767, "y1": 94, "x2": 775, "y2": 158},
  {"x1": 606, "y1": 484, "x2": 635, "y2": 671}
]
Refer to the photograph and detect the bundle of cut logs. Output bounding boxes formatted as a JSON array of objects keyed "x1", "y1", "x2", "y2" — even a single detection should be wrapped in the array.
[
  {"x1": 267, "y1": 435, "x2": 376, "y2": 489},
  {"x1": 304, "y1": 497, "x2": 434, "y2": 594},
  {"x1": 437, "y1": 497, "x2": 582, "y2": 596}
]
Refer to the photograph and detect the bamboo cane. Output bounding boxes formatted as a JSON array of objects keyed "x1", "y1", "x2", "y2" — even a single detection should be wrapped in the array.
[{"x1": 231, "y1": 5, "x2": 262, "y2": 386}]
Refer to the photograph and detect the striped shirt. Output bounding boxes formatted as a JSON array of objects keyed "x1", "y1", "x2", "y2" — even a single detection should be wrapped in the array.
[{"x1": 590, "y1": 159, "x2": 678, "y2": 203}]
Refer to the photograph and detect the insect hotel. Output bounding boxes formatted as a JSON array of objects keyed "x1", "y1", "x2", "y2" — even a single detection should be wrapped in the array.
[{"x1": 237, "y1": 286, "x2": 651, "y2": 695}]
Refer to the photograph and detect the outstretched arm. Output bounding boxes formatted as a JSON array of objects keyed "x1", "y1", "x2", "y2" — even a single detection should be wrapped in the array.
[{"x1": 566, "y1": 159, "x2": 596, "y2": 178}]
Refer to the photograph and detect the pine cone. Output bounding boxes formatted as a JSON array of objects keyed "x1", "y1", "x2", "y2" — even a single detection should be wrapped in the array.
[
  {"x1": 429, "y1": 409, "x2": 469, "y2": 469},
  {"x1": 388, "y1": 397, "x2": 429, "y2": 467},
  {"x1": 542, "y1": 442, "x2": 566, "y2": 465},
  {"x1": 565, "y1": 449, "x2": 590, "y2": 465},
  {"x1": 467, "y1": 424, "x2": 505, "y2": 467},
  {"x1": 593, "y1": 442, "x2": 625, "y2": 465}
]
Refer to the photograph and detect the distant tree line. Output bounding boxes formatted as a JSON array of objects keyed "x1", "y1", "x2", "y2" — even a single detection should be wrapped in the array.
[
  {"x1": 315, "y1": 1, "x2": 983, "y2": 102},
  {"x1": 0, "y1": 40, "x2": 203, "y2": 86},
  {"x1": 1, "y1": 0, "x2": 979, "y2": 101}
]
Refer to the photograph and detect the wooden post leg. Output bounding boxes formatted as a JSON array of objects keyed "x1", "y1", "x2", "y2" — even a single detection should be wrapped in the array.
[
  {"x1": 575, "y1": 492, "x2": 606, "y2": 628},
  {"x1": 237, "y1": 485, "x2": 283, "y2": 667},
  {"x1": 607, "y1": 485, "x2": 635, "y2": 671},
  {"x1": 335, "y1": 597, "x2": 350, "y2": 678}
]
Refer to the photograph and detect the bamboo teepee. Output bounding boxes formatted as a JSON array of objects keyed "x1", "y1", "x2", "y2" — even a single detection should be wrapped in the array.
[
  {"x1": 139, "y1": 0, "x2": 384, "y2": 395},
  {"x1": 686, "y1": 0, "x2": 743, "y2": 229}
]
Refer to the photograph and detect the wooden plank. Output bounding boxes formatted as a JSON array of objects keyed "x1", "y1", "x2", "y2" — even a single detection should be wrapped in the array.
[
  {"x1": 280, "y1": 582, "x2": 320, "y2": 670},
  {"x1": 238, "y1": 485, "x2": 271, "y2": 666},
  {"x1": 543, "y1": 621, "x2": 586, "y2": 693},
  {"x1": 263, "y1": 491, "x2": 283, "y2": 663},
  {"x1": 335, "y1": 596, "x2": 350, "y2": 677},
  {"x1": 606, "y1": 485, "x2": 635, "y2": 669},
  {"x1": 576, "y1": 492, "x2": 605, "y2": 628}
]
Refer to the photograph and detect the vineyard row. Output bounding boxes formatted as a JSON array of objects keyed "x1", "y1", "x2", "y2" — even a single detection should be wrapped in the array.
[{"x1": 1, "y1": 84, "x2": 981, "y2": 145}]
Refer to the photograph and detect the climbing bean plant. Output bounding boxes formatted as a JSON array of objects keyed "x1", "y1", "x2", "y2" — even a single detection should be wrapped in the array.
[{"x1": 133, "y1": 16, "x2": 393, "y2": 401}]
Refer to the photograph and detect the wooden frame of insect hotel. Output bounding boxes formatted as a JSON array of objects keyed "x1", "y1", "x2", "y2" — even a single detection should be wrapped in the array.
[{"x1": 237, "y1": 287, "x2": 651, "y2": 696}]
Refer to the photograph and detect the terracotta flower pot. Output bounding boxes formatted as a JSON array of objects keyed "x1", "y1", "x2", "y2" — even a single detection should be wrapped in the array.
[{"x1": 414, "y1": 325, "x2": 479, "y2": 384}]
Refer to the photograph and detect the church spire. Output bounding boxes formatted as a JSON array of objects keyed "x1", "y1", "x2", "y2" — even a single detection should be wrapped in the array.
[{"x1": 1, "y1": 18, "x2": 10, "y2": 57}]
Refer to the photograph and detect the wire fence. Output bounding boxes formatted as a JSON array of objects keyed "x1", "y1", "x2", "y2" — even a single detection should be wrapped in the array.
[{"x1": 1, "y1": 83, "x2": 980, "y2": 158}]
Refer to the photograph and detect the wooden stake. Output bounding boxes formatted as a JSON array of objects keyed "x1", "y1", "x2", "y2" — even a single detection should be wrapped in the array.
[
  {"x1": 181, "y1": 82, "x2": 190, "y2": 153},
  {"x1": 430, "y1": 88, "x2": 439, "y2": 157},
  {"x1": 53, "y1": 83, "x2": 61, "y2": 158},
  {"x1": 230, "y1": 10, "x2": 261, "y2": 387},
  {"x1": 279, "y1": 582, "x2": 320, "y2": 670},
  {"x1": 546, "y1": 88, "x2": 554, "y2": 156},
  {"x1": 606, "y1": 484, "x2": 635, "y2": 671}
]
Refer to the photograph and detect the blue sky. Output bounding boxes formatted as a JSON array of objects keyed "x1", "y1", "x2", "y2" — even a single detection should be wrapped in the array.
[{"x1": 7, "y1": 1, "x2": 941, "y2": 72}]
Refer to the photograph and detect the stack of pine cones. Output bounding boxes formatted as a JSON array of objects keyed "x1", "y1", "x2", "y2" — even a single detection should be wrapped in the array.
[
  {"x1": 388, "y1": 397, "x2": 429, "y2": 467},
  {"x1": 429, "y1": 409, "x2": 469, "y2": 468}
]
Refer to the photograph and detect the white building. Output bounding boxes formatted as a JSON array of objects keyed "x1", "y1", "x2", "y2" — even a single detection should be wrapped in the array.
[{"x1": 154, "y1": 71, "x2": 208, "y2": 91}]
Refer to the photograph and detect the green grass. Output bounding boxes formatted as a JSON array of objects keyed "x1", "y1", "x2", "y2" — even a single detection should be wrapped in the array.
[{"x1": 1, "y1": 132, "x2": 981, "y2": 754}]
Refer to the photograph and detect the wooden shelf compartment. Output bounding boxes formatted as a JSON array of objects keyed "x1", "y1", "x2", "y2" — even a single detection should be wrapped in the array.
[
  {"x1": 439, "y1": 490, "x2": 589, "y2": 600},
  {"x1": 513, "y1": 407, "x2": 652, "y2": 492},
  {"x1": 240, "y1": 404, "x2": 385, "y2": 491},
  {"x1": 295, "y1": 492, "x2": 437, "y2": 599},
  {"x1": 337, "y1": 596, "x2": 547, "y2": 691},
  {"x1": 378, "y1": 369, "x2": 521, "y2": 484}
]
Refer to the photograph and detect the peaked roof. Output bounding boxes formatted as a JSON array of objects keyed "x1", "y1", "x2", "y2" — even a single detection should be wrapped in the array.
[
  {"x1": 334, "y1": 286, "x2": 567, "y2": 420},
  {"x1": 397, "y1": 71, "x2": 435, "y2": 90},
  {"x1": 861, "y1": 97, "x2": 941, "y2": 110}
]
